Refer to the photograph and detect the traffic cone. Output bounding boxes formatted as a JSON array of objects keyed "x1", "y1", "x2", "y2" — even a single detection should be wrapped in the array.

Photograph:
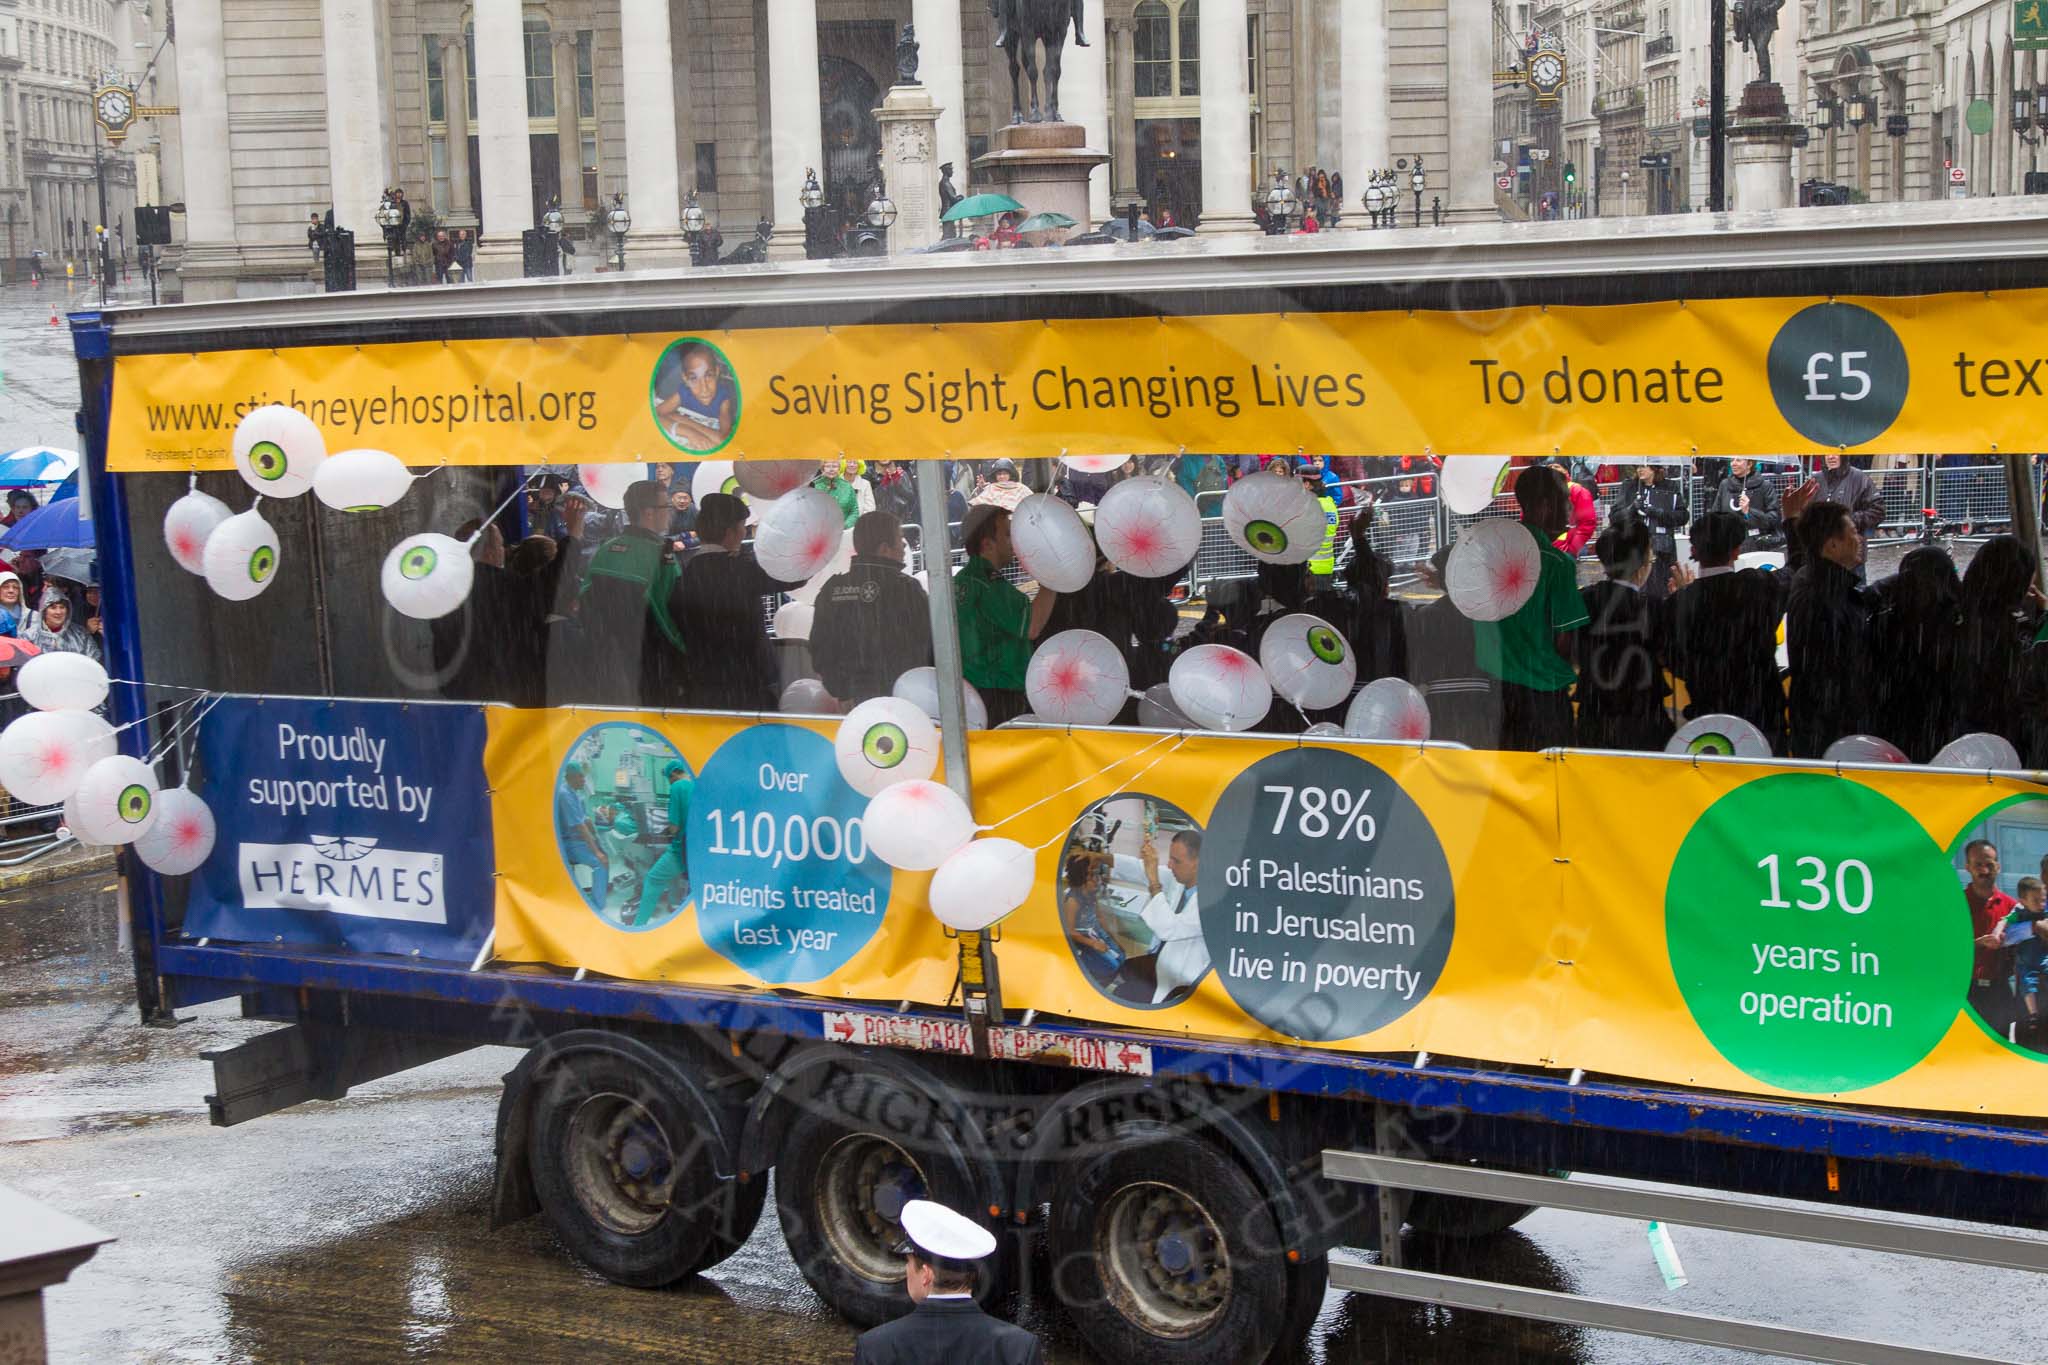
[{"x1": 48, "y1": 307, "x2": 59, "y2": 327}]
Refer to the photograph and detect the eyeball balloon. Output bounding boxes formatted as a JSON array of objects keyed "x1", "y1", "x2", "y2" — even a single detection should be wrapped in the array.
[
  {"x1": 1259, "y1": 613, "x2": 1357, "y2": 710},
  {"x1": 754, "y1": 488, "x2": 845, "y2": 583},
  {"x1": 862, "y1": 779, "x2": 977, "y2": 871},
  {"x1": 1823, "y1": 734, "x2": 1909, "y2": 765},
  {"x1": 232, "y1": 404, "x2": 326, "y2": 497},
  {"x1": 1344, "y1": 677, "x2": 1432, "y2": 742},
  {"x1": 69, "y1": 753, "x2": 159, "y2": 846},
  {"x1": 691, "y1": 459, "x2": 748, "y2": 508},
  {"x1": 17, "y1": 652, "x2": 110, "y2": 712},
  {"x1": 163, "y1": 489, "x2": 233, "y2": 574},
  {"x1": 1169, "y1": 644, "x2": 1272, "y2": 733},
  {"x1": 894, "y1": 667, "x2": 989, "y2": 731},
  {"x1": 1060, "y1": 454, "x2": 1128, "y2": 474},
  {"x1": 133, "y1": 785, "x2": 217, "y2": 876},
  {"x1": 834, "y1": 695, "x2": 941, "y2": 797},
  {"x1": 0, "y1": 709, "x2": 117, "y2": 805},
  {"x1": 1223, "y1": 472, "x2": 1326, "y2": 565},
  {"x1": 379, "y1": 533, "x2": 475, "y2": 621},
  {"x1": 780, "y1": 677, "x2": 838, "y2": 714},
  {"x1": 1303, "y1": 721, "x2": 1347, "y2": 738},
  {"x1": 732, "y1": 459, "x2": 817, "y2": 500},
  {"x1": 1094, "y1": 475, "x2": 1202, "y2": 578},
  {"x1": 1136, "y1": 682, "x2": 1195, "y2": 730},
  {"x1": 1011, "y1": 494, "x2": 1098, "y2": 593},
  {"x1": 772, "y1": 600, "x2": 814, "y2": 640},
  {"x1": 1026, "y1": 630, "x2": 1130, "y2": 726},
  {"x1": 1445, "y1": 519, "x2": 1542, "y2": 622},
  {"x1": 1931, "y1": 732, "x2": 2023, "y2": 770},
  {"x1": 201, "y1": 509, "x2": 281, "y2": 602},
  {"x1": 578, "y1": 462, "x2": 650, "y2": 510},
  {"x1": 1440, "y1": 456, "x2": 1511, "y2": 516},
  {"x1": 314, "y1": 449, "x2": 414, "y2": 512},
  {"x1": 59, "y1": 787, "x2": 89, "y2": 846},
  {"x1": 1668, "y1": 714, "x2": 1773, "y2": 760},
  {"x1": 929, "y1": 838, "x2": 1036, "y2": 932}
]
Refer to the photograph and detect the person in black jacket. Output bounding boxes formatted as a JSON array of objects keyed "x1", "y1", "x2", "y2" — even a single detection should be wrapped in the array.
[
  {"x1": 1816, "y1": 455, "x2": 1885, "y2": 580},
  {"x1": 1668, "y1": 510, "x2": 1790, "y2": 753},
  {"x1": 1714, "y1": 457, "x2": 1783, "y2": 549},
  {"x1": 1616, "y1": 464, "x2": 1689, "y2": 601},
  {"x1": 1867, "y1": 547, "x2": 1961, "y2": 762},
  {"x1": 668, "y1": 493, "x2": 808, "y2": 711},
  {"x1": 809, "y1": 511, "x2": 934, "y2": 705},
  {"x1": 854, "y1": 1199, "x2": 1041, "y2": 1365},
  {"x1": 1785, "y1": 498, "x2": 1874, "y2": 757},
  {"x1": 1575, "y1": 516, "x2": 1682, "y2": 751},
  {"x1": 1954, "y1": 534, "x2": 2044, "y2": 753}
]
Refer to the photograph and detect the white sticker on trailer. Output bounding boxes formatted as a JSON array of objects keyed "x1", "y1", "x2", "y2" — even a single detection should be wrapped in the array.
[
  {"x1": 991, "y1": 1028, "x2": 1154, "y2": 1075},
  {"x1": 821, "y1": 1011, "x2": 975, "y2": 1055}
]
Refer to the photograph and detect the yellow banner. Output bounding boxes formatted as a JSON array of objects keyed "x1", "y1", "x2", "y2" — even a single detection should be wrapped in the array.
[
  {"x1": 490, "y1": 710, "x2": 2048, "y2": 1120},
  {"x1": 109, "y1": 289, "x2": 2048, "y2": 469}
]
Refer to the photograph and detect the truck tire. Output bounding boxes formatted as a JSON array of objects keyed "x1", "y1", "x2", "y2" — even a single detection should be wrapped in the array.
[
  {"x1": 690, "y1": 1172, "x2": 769, "y2": 1274},
  {"x1": 1264, "y1": 1252, "x2": 1330, "y2": 1363},
  {"x1": 1050, "y1": 1127, "x2": 1288, "y2": 1365},
  {"x1": 1404, "y1": 1192, "x2": 1538, "y2": 1241},
  {"x1": 775, "y1": 1073, "x2": 1004, "y2": 1328},
  {"x1": 527, "y1": 1051, "x2": 719, "y2": 1287}
]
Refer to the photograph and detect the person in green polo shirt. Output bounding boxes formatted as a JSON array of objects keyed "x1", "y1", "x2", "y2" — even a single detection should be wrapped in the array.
[
  {"x1": 1473, "y1": 463, "x2": 1589, "y2": 751},
  {"x1": 955, "y1": 504, "x2": 1059, "y2": 725}
]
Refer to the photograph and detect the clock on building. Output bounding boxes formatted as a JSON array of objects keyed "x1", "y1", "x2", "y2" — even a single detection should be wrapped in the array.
[
  {"x1": 94, "y1": 84, "x2": 135, "y2": 140},
  {"x1": 1528, "y1": 51, "x2": 1567, "y2": 104}
]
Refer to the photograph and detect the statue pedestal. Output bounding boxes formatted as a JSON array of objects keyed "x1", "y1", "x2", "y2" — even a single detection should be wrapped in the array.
[
  {"x1": 1728, "y1": 82, "x2": 1799, "y2": 213},
  {"x1": 874, "y1": 84, "x2": 944, "y2": 253},
  {"x1": 972, "y1": 122, "x2": 1110, "y2": 235}
]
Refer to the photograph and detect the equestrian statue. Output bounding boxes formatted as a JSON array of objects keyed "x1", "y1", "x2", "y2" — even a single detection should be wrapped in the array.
[{"x1": 990, "y1": 0, "x2": 1087, "y2": 125}]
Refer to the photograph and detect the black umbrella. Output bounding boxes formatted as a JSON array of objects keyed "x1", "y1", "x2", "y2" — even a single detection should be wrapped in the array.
[
  {"x1": 1065, "y1": 231, "x2": 1118, "y2": 247},
  {"x1": 913, "y1": 237, "x2": 980, "y2": 254},
  {"x1": 1155, "y1": 226, "x2": 1196, "y2": 240}
]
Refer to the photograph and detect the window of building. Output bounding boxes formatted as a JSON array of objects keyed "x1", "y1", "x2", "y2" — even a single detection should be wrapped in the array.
[
  {"x1": 581, "y1": 132, "x2": 599, "y2": 210},
  {"x1": 429, "y1": 132, "x2": 450, "y2": 212},
  {"x1": 576, "y1": 31, "x2": 594, "y2": 120},
  {"x1": 1134, "y1": 1, "x2": 1172, "y2": 98},
  {"x1": 524, "y1": 18, "x2": 555, "y2": 119},
  {"x1": 695, "y1": 141, "x2": 718, "y2": 192},
  {"x1": 424, "y1": 37, "x2": 445, "y2": 124},
  {"x1": 463, "y1": 27, "x2": 477, "y2": 122},
  {"x1": 1135, "y1": 0, "x2": 1201, "y2": 109}
]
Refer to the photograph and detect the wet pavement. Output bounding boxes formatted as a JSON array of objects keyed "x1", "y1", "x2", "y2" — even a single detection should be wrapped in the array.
[
  {"x1": 0, "y1": 276, "x2": 156, "y2": 455},
  {"x1": 6, "y1": 873, "x2": 2044, "y2": 1364}
]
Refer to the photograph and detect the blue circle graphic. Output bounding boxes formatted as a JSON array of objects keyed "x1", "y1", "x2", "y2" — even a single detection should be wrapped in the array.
[{"x1": 687, "y1": 724, "x2": 892, "y2": 983}]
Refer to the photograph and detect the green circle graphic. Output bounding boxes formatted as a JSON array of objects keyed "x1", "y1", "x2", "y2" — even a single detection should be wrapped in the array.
[
  {"x1": 1665, "y1": 773, "x2": 1972, "y2": 1093},
  {"x1": 648, "y1": 336, "x2": 742, "y2": 457}
]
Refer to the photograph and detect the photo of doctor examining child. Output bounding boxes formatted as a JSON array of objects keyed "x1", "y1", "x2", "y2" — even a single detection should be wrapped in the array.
[{"x1": 1058, "y1": 793, "x2": 1211, "y2": 1009}]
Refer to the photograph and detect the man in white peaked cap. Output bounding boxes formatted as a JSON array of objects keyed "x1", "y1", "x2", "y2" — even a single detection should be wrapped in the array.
[{"x1": 853, "y1": 1199, "x2": 1042, "y2": 1364}]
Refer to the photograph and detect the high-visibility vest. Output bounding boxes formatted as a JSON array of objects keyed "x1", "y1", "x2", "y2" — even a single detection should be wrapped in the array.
[{"x1": 1310, "y1": 495, "x2": 1340, "y2": 575}]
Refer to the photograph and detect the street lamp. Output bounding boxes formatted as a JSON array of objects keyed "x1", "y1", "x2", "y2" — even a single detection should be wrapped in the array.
[
  {"x1": 541, "y1": 198, "x2": 568, "y2": 274},
  {"x1": 373, "y1": 190, "x2": 404, "y2": 286},
  {"x1": 800, "y1": 167, "x2": 837, "y2": 259},
  {"x1": 1410, "y1": 156, "x2": 1426, "y2": 227},
  {"x1": 1846, "y1": 95, "x2": 1873, "y2": 128},
  {"x1": 683, "y1": 187, "x2": 713, "y2": 266},
  {"x1": 1621, "y1": 169, "x2": 1632, "y2": 215},
  {"x1": 1814, "y1": 97, "x2": 1839, "y2": 130},
  {"x1": 1264, "y1": 167, "x2": 1296, "y2": 233},
  {"x1": 1361, "y1": 175, "x2": 1382, "y2": 228},
  {"x1": 605, "y1": 193, "x2": 631, "y2": 271},
  {"x1": 863, "y1": 175, "x2": 897, "y2": 255}
]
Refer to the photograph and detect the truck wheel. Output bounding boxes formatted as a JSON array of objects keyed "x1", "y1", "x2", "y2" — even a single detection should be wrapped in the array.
[
  {"x1": 1050, "y1": 1129, "x2": 1288, "y2": 1365},
  {"x1": 1263, "y1": 1252, "x2": 1330, "y2": 1363},
  {"x1": 1404, "y1": 1192, "x2": 1538, "y2": 1241},
  {"x1": 527, "y1": 1053, "x2": 718, "y2": 1287},
  {"x1": 690, "y1": 1172, "x2": 769, "y2": 1273},
  {"x1": 776, "y1": 1074, "x2": 1002, "y2": 1328}
]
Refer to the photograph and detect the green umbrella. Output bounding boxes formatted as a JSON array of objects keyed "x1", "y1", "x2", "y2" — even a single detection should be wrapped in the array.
[
  {"x1": 940, "y1": 192, "x2": 1026, "y2": 222},
  {"x1": 1015, "y1": 211, "x2": 1079, "y2": 232}
]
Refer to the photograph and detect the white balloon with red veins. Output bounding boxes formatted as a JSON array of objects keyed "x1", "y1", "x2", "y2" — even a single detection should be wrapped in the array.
[
  {"x1": 929, "y1": 838, "x2": 1036, "y2": 931},
  {"x1": 0, "y1": 710, "x2": 117, "y2": 805},
  {"x1": 16, "y1": 652, "x2": 110, "y2": 712},
  {"x1": 1094, "y1": 475, "x2": 1202, "y2": 578},
  {"x1": 59, "y1": 787, "x2": 89, "y2": 845},
  {"x1": 201, "y1": 509, "x2": 282, "y2": 602},
  {"x1": 69, "y1": 753, "x2": 160, "y2": 846},
  {"x1": 163, "y1": 489, "x2": 233, "y2": 574},
  {"x1": 1931, "y1": 732, "x2": 2023, "y2": 770},
  {"x1": 753, "y1": 488, "x2": 845, "y2": 583},
  {"x1": 790, "y1": 535, "x2": 854, "y2": 606},
  {"x1": 381, "y1": 533, "x2": 475, "y2": 621},
  {"x1": 1222, "y1": 471, "x2": 1325, "y2": 565},
  {"x1": 1259, "y1": 613, "x2": 1357, "y2": 710},
  {"x1": 134, "y1": 785, "x2": 218, "y2": 875},
  {"x1": 1059, "y1": 454, "x2": 1127, "y2": 473},
  {"x1": 1823, "y1": 734, "x2": 1909, "y2": 765},
  {"x1": 1026, "y1": 630, "x2": 1130, "y2": 726},
  {"x1": 779, "y1": 677, "x2": 838, "y2": 714},
  {"x1": 232, "y1": 404, "x2": 327, "y2": 498},
  {"x1": 893, "y1": 666, "x2": 990, "y2": 730},
  {"x1": 862, "y1": 779, "x2": 977, "y2": 871},
  {"x1": 1444, "y1": 519, "x2": 1542, "y2": 622},
  {"x1": 1136, "y1": 682, "x2": 1195, "y2": 730},
  {"x1": 1169, "y1": 644, "x2": 1272, "y2": 733},
  {"x1": 731, "y1": 459, "x2": 817, "y2": 500},
  {"x1": 1440, "y1": 456, "x2": 1512, "y2": 516},
  {"x1": 834, "y1": 695, "x2": 941, "y2": 797},
  {"x1": 690, "y1": 459, "x2": 749, "y2": 510},
  {"x1": 1344, "y1": 677, "x2": 1432, "y2": 742},
  {"x1": 314, "y1": 449, "x2": 414, "y2": 512},
  {"x1": 772, "y1": 599, "x2": 814, "y2": 641},
  {"x1": 1010, "y1": 493, "x2": 1097, "y2": 593},
  {"x1": 578, "y1": 462, "x2": 649, "y2": 510}
]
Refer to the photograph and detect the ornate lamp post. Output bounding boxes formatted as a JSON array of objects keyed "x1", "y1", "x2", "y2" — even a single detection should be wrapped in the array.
[
  {"x1": 541, "y1": 198, "x2": 567, "y2": 273},
  {"x1": 373, "y1": 190, "x2": 404, "y2": 286},
  {"x1": 605, "y1": 193, "x2": 631, "y2": 271},
  {"x1": 1410, "y1": 157, "x2": 1426, "y2": 226},
  {"x1": 800, "y1": 167, "x2": 835, "y2": 259},
  {"x1": 1264, "y1": 168, "x2": 1297, "y2": 234},
  {"x1": 683, "y1": 187, "x2": 712, "y2": 265},
  {"x1": 864, "y1": 175, "x2": 898, "y2": 255}
]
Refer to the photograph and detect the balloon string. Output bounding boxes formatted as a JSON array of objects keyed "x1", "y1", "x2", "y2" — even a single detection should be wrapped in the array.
[
  {"x1": 1026, "y1": 736, "x2": 1191, "y2": 853},
  {"x1": 465, "y1": 474, "x2": 544, "y2": 547},
  {"x1": 981, "y1": 729, "x2": 1183, "y2": 834},
  {"x1": 144, "y1": 692, "x2": 222, "y2": 768}
]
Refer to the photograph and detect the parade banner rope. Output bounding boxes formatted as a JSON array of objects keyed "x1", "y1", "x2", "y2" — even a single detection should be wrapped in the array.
[{"x1": 106, "y1": 289, "x2": 2048, "y2": 467}]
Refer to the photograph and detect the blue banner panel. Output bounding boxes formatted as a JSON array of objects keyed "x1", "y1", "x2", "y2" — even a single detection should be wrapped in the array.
[{"x1": 183, "y1": 698, "x2": 494, "y2": 960}]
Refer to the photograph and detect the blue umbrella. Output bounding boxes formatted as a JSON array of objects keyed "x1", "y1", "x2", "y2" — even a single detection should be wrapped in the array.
[
  {"x1": 0, "y1": 447, "x2": 79, "y2": 486},
  {"x1": 0, "y1": 497, "x2": 92, "y2": 550}
]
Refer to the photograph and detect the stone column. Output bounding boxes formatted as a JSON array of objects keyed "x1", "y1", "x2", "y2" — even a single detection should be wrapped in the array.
[
  {"x1": 912, "y1": 0, "x2": 969, "y2": 190},
  {"x1": 553, "y1": 30, "x2": 582, "y2": 229},
  {"x1": 1444, "y1": 0, "x2": 1494, "y2": 219},
  {"x1": 472, "y1": 0, "x2": 533, "y2": 279},
  {"x1": 765, "y1": 0, "x2": 824, "y2": 261},
  {"x1": 1062, "y1": 0, "x2": 1111, "y2": 222},
  {"x1": 1197, "y1": 0, "x2": 1259, "y2": 233},
  {"x1": 321, "y1": 0, "x2": 393, "y2": 282},
  {"x1": 1110, "y1": 16, "x2": 1139, "y2": 207},
  {"x1": 169, "y1": 0, "x2": 237, "y2": 299},
  {"x1": 620, "y1": 0, "x2": 689, "y2": 268},
  {"x1": 441, "y1": 35, "x2": 475, "y2": 225},
  {"x1": 1340, "y1": 0, "x2": 1388, "y2": 198}
]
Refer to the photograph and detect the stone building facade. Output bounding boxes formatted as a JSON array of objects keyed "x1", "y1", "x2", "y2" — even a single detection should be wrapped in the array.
[
  {"x1": 0, "y1": 0, "x2": 139, "y2": 278},
  {"x1": 158, "y1": 0, "x2": 1503, "y2": 298}
]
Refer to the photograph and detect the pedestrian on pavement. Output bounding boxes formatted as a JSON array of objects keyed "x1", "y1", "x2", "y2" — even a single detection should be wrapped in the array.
[
  {"x1": 853, "y1": 1199, "x2": 1041, "y2": 1365},
  {"x1": 1617, "y1": 464, "x2": 1688, "y2": 601},
  {"x1": 1714, "y1": 457, "x2": 1784, "y2": 549},
  {"x1": 0, "y1": 572, "x2": 25, "y2": 637},
  {"x1": 432, "y1": 229, "x2": 454, "y2": 283},
  {"x1": 21, "y1": 591, "x2": 99, "y2": 662},
  {"x1": 2, "y1": 490, "x2": 37, "y2": 529}
]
